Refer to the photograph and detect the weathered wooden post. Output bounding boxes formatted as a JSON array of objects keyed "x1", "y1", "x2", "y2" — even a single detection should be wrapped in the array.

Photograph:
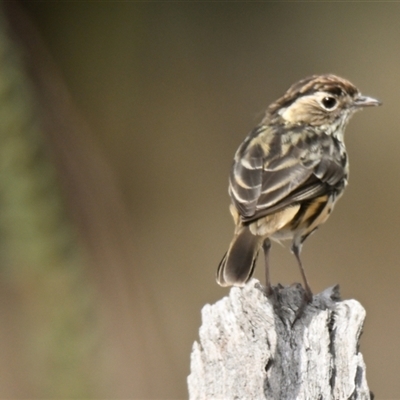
[{"x1": 188, "y1": 279, "x2": 371, "y2": 400}]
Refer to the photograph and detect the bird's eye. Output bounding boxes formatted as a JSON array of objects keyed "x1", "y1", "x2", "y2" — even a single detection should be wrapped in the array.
[{"x1": 321, "y1": 96, "x2": 337, "y2": 110}]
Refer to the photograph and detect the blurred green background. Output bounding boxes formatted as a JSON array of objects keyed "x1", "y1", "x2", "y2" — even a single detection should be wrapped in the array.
[{"x1": 1, "y1": 1, "x2": 398, "y2": 399}]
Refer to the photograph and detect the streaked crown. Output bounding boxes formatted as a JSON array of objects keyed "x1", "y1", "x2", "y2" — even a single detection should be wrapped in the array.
[{"x1": 265, "y1": 74, "x2": 380, "y2": 128}]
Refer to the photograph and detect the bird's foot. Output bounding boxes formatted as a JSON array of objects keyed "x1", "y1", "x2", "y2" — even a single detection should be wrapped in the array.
[
  {"x1": 291, "y1": 284, "x2": 313, "y2": 326},
  {"x1": 256, "y1": 282, "x2": 313, "y2": 326}
]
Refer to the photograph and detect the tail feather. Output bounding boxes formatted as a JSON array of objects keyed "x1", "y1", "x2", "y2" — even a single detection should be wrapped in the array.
[{"x1": 216, "y1": 226, "x2": 262, "y2": 286}]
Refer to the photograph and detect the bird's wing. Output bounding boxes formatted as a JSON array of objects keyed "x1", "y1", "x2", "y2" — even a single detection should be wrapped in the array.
[{"x1": 228, "y1": 125, "x2": 347, "y2": 222}]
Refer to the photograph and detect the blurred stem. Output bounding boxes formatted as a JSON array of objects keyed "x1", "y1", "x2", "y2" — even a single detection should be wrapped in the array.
[{"x1": 0, "y1": 6, "x2": 95, "y2": 398}]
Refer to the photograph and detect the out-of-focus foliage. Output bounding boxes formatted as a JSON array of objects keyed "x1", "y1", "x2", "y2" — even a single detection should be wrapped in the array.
[{"x1": 0, "y1": 6, "x2": 95, "y2": 398}]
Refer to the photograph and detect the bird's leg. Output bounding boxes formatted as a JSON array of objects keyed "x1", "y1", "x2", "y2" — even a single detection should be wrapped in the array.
[
  {"x1": 262, "y1": 238, "x2": 273, "y2": 296},
  {"x1": 291, "y1": 242, "x2": 313, "y2": 303}
]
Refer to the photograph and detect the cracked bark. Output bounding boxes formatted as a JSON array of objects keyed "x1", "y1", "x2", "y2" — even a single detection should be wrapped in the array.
[{"x1": 188, "y1": 279, "x2": 372, "y2": 400}]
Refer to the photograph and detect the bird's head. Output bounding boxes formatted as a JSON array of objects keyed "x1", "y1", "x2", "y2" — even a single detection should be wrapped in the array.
[{"x1": 266, "y1": 74, "x2": 381, "y2": 132}]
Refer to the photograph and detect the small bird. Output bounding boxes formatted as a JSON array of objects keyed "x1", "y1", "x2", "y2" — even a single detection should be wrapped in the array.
[{"x1": 217, "y1": 74, "x2": 381, "y2": 302}]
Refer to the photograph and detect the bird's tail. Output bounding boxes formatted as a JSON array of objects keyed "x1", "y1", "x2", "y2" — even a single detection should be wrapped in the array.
[{"x1": 216, "y1": 225, "x2": 263, "y2": 287}]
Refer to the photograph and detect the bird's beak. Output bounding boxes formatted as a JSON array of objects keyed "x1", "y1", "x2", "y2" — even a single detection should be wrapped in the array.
[{"x1": 354, "y1": 95, "x2": 382, "y2": 108}]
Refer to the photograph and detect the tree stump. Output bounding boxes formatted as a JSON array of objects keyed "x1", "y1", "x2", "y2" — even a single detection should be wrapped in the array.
[{"x1": 188, "y1": 279, "x2": 372, "y2": 400}]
